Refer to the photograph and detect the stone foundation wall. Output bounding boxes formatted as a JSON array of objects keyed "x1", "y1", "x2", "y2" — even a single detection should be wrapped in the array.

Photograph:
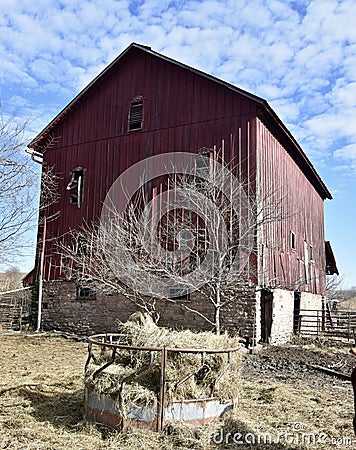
[
  {"x1": 264, "y1": 289, "x2": 324, "y2": 343},
  {"x1": 300, "y1": 292, "x2": 323, "y2": 310},
  {"x1": 34, "y1": 281, "x2": 326, "y2": 343},
  {"x1": 38, "y1": 281, "x2": 257, "y2": 338},
  {"x1": 269, "y1": 289, "x2": 295, "y2": 344},
  {"x1": 40, "y1": 282, "x2": 137, "y2": 334}
]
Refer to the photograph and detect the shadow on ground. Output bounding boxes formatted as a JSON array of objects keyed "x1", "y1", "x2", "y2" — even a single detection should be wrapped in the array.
[{"x1": 19, "y1": 386, "x2": 84, "y2": 428}]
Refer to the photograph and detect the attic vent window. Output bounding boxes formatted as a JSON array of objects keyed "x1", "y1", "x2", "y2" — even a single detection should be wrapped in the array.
[
  {"x1": 129, "y1": 99, "x2": 143, "y2": 131},
  {"x1": 66, "y1": 166, "x2": 85, "y2": 208}
]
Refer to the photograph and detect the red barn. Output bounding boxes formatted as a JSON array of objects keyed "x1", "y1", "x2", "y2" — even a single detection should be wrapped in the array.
[{"x1": 27, "y1": 43, "x2": 337, "y2": 343}]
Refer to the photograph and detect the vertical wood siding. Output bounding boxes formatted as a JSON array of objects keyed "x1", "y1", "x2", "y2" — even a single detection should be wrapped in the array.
[
  {"x1": 38, "y1": 47, "x2": 326, "y2": 296},
  {"x1": 256, "y1": 118, "x2": 326, "y2": 295},
  {"x1": 41, "y1": 48, "x2": 257, "y2": 280}
]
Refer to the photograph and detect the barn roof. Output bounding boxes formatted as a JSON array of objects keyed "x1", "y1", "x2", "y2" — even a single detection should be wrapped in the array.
[
  {"x1": 325, "y1": 241, "x2": 339, "y2": 276},
  {"x1": 28, "y1": 42, "x2": 332, "y2": 200}
]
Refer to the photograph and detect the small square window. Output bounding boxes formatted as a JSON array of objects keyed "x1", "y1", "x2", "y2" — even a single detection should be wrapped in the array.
[
  {"x1": 169, "y1": 288, "x2": 190, "y2": 302},
  {"x1": 77, "y1": 286, "x2": 95, "y2": 299},
  {"x1": 195, "y1": 150, "x2": 213, "y2": 189},
  {"x1": 290, "y1": 231, "x2": 296, "y2": 251},
  {"x1": 196, "y1": 153, "x2": 211, "y2": 171}
]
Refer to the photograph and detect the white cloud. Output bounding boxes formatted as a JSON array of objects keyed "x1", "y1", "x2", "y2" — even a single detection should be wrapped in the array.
[
  {"x1": 328, "y1": 80, "x2": 356, "y2": 108},
  {"x1": 0, "y1": 0, "x2": 354, "y2": 172},
  {"x1": 0, "y1": 0, "x2": 355, "y2": 282},
  {"x1": 334, "y1": 144, "x2": 356, "y2": 161}
]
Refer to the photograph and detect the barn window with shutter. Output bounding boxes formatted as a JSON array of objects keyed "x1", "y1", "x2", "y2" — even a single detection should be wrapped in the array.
[
  {"x1": 66, "y1": 166, "x2": 85, "y2": 208},
  {"x1": 128, "y1": 98, "x2": 143, "y2": 131}
]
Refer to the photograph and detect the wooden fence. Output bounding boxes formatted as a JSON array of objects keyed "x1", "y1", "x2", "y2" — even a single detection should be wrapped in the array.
[{"x1": 0, "y1": 287, "x2": 31, "y2": 331}]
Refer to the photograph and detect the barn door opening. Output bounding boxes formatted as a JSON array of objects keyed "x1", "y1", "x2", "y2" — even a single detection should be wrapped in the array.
[
  {"x1": 261, "y1": 289, "x2": 273, "y2": 343},
  {"x1": 293, "y1": 291, "x2": 301, "y2": 334}
]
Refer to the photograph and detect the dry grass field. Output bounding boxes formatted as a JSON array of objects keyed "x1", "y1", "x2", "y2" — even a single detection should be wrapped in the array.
[{"x1": 1, "y1": 332, "x2": 355, "y2": 449}]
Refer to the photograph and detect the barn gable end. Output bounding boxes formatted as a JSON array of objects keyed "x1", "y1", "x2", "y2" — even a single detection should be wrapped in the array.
[{"x1": 26, "y1": 43, "x2": 335, "y2": 343}]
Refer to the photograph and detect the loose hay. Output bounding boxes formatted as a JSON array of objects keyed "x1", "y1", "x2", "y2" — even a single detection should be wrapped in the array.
[
  {"x1": 1, "y1": 332, "x2": 355, "y2": 449},
  {"x1": 84, "y1": 313, "x2": 242, "y2": 416}
]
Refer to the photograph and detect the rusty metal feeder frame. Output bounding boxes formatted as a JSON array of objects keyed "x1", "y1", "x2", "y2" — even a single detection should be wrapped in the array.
[{"x1": 84, "y1": 333, "x2": 240, "y2": 431}]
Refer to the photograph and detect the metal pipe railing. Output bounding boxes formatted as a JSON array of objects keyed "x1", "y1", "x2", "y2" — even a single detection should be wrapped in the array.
[{"x1": 85, "y1": 333, "x2": 240, "y2": 431}]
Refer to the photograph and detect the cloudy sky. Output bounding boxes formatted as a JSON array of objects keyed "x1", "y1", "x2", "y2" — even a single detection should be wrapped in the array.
[{"x1": 1, "y1": 0, "x2": 355, "y2": 286}]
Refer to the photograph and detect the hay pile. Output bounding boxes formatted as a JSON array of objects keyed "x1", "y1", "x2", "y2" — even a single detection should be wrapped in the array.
[
  {"x1": 84, "y1": 313, "x2": 241, "y2": 414},
  {"x1": 2, "y1": 333, "x2": 355, "y2": 449}
]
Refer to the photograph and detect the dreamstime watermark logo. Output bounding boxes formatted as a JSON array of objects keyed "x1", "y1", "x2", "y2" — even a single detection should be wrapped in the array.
[
  {"x1": 100, "y1": 152, "x2": 253, "y2": 298},
  {"x1": 212, "y1": 423, "x2": 354, "y2": 446}
]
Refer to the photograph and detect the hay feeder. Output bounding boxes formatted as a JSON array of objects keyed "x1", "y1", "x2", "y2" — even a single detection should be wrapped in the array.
[{"x1": 84, "y1": 332, "x2": 240, "y2": 431}]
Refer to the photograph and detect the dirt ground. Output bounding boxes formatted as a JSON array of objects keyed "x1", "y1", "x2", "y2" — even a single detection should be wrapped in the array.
[{"x1": 0, "y1": 332, "x2": 356, "y2": 449}]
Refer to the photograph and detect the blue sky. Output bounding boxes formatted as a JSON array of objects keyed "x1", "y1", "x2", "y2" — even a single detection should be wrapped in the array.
[{"x1": 1, "y1": 0, "x2": 355, "y2": 286}]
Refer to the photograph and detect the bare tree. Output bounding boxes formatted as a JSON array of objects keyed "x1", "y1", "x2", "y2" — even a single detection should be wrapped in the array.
[
  {"x1": 325, "y1": 274, "x2": 344, "y2": 304},
  {"x1": 325, "y1": 274, "x2": 356, "y2": 310},
  {"x1": 39, "y1": 163, "x2": 61, "y2": 220},
  {"x1": 0, "y1": 266, "x2": 23, "y2": 292},
  {"x1": 0, "y1": 107, "x2": 61, "y2": 329},
  {"x1": 0, "y1": 109, "x2": 37, "y2": 265},
  {"x1": 59, "y1": 150, "x2": 285, "y2": 333}
]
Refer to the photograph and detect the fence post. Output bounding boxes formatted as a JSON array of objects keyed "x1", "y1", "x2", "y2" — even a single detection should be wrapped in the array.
[
  {"x1": 157, "y1": 347, "x2": 167, "y2": 431},
  {"x1": 322, "y1": 298, "x2": 325, "y2": 331}
]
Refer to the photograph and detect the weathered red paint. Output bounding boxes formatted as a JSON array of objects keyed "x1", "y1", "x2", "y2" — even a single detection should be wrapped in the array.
[
  {"x1": 29, "y1": 43, "x2": 332, "y2": 295},
  {"x1": 256, "y1": 118, "x2": 327, "y2": 294}
]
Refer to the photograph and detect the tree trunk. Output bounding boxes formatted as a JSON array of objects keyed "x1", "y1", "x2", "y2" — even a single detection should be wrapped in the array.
[{"x1": 215, "y1": 282, "x2": 221, "y2": 335}]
